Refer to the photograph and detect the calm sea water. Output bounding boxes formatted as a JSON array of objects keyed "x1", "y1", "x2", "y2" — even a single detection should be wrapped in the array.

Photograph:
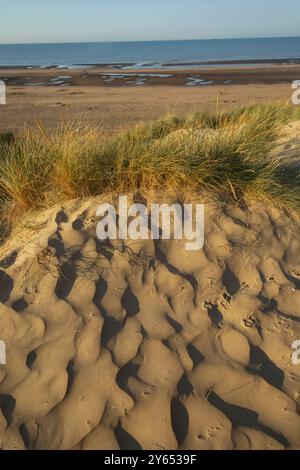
[{"x1": 0, "y1": 37, "x2": 300, "y2": 68}]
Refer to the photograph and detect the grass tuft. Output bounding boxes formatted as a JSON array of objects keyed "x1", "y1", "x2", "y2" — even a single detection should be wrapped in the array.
[{"x1": 0, "y1": 101, "x2": 300, "y2": 239}]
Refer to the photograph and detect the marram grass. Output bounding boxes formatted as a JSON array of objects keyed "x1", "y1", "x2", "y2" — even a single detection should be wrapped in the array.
[{"x1": 0, "y1": 101, "x2": 300, "y2": 239}]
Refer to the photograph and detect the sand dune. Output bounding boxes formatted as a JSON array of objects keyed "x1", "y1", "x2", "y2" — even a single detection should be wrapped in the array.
[{"x1": 0, "y1": 194, "x2": 300, "y2": 450}]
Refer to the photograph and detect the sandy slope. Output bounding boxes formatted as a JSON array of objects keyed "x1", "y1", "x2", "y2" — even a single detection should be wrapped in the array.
[
  {"x1": 272, "y1": 121, "x2": 300, "y2": 168},
  {"x1": 0, "y1": 194, "x2": 300, "y2": 450}
]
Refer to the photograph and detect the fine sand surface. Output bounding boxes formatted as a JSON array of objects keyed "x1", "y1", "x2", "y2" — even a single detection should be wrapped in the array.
[
  {"x1": 0, "y1": 65, "x2": 299, "y2": 132},
  {"x1": 272, "y1": 120, "x2": 300, "y2": 168},
  {"x1": 0, "y1": 192, "x2": 300, "y2": 450}
]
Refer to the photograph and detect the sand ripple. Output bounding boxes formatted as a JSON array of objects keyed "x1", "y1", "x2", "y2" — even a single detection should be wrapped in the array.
[{"x1": 0, "y1": 198, "x2": 300, "y2": 450}]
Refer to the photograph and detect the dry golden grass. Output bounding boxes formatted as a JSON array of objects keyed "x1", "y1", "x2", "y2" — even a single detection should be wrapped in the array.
[{"x1": 0, "y1": 101, "x2": 300, "y2": 240}]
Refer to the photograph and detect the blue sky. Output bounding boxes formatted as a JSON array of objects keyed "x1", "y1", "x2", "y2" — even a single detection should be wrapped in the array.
[{"x1": 0, "y1": 0, "x2": 299, "y2": 44}]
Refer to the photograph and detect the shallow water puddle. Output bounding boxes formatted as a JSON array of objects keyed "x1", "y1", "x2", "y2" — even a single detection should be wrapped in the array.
[
  {"x1": 102, "y1": 73, "x2": 172, "y2": 86},
  {"x1": 186, "y1": 77, "x2": 214, "y2": 86}
]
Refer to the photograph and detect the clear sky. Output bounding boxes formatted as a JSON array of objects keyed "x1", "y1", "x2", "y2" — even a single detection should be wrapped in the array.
[{"x1": 0, "y1": 0, "x2": 299, "y2": 44}]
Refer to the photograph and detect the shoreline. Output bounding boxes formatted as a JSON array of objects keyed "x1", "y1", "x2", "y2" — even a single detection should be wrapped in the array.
[
  {"x1": 1, "y1": 64, "x2": 300, "y2": 88},
  {"x1": 1, "y1": 57, "x2": 300, "y2": 70}
]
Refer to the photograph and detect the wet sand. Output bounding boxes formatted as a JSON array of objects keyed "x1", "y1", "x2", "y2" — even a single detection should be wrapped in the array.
[{"x1": 1, "y1": 64, "x2": 300, "y2": 87}]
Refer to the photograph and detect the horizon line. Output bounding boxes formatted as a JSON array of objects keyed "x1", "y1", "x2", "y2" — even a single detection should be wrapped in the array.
[{"x1": 0, "y1": 35, "x2": 300, "y2": 46}]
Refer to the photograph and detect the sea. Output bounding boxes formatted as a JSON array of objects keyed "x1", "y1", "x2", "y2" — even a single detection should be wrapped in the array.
[{"x1": 0, "y1": 37, "x2": 299, "y2": 68}]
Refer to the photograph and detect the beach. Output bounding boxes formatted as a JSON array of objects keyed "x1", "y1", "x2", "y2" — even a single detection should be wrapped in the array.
[
  {"x1": 1, "y1": 41, "x2": 300, "y2": 451},
  {"x1": 1, "y1": 0, "x2": 300, "y2": 454},
  {"x1": 0, "y1": 64, "x2": 299, "y2": 132}
]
